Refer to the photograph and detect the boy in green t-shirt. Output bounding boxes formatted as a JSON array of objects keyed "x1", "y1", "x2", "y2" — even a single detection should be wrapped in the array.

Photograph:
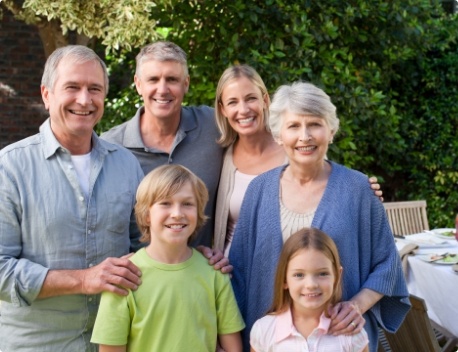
[{"x1": 91, "y1": 165, "x2": 244, "y2": 352}]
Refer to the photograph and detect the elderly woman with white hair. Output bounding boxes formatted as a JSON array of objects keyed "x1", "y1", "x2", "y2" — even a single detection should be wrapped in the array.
[{"x1": 229, "y1": 81, "x2": 409, "y2": 352}]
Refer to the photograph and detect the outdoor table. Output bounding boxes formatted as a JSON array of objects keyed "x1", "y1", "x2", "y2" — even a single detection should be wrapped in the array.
[{"x1": 398, "y1": 234, "x2": 458, "y2": 338}]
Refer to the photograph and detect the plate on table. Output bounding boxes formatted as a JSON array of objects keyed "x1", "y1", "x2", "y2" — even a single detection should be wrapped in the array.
[
  {"x1": 418, "y1": 253, "x2": 458, "y2": 265},
  {"x1": 453, "y1": 263, "x2": 458, "y2": 273},
  {"x1": 403, "y1": 233, "x2": 449, "y2": 248},
  {"x1": 430, "y1": 228, "x2": 456, "y2": 240}
]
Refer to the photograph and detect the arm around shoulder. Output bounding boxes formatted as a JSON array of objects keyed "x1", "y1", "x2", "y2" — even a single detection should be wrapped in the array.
[{"x1": 38, "y1": 256, "x2": 142, "y2": 298}]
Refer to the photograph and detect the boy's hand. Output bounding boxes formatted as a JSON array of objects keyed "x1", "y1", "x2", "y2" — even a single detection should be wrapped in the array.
[{"x1": 196, "y1": 246, "x2": 233, "y2": 274}]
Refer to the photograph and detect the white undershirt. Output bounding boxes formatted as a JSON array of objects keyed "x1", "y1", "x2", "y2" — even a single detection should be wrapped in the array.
[{"x1": 71, "y1": 152, "x2": 91, "y2": 199}]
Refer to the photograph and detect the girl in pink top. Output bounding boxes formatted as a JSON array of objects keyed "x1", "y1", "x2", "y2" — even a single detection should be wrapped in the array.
[{"x1": 250, "y1": 228, "x2": 369, "y2": 352}]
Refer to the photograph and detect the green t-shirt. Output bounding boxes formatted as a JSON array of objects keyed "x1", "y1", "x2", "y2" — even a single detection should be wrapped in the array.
[{"x1": 91, "y1": 248, "x2": 244, "y2": 351}]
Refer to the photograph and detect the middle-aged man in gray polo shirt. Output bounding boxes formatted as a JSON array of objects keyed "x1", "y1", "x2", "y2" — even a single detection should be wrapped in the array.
[{"x1": 102, "y1": 41, "x2": 223, "y2": 248}]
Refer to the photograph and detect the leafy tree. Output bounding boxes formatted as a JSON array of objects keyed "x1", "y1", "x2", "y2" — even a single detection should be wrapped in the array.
[
  {"x1": 389, "y1": 15, "x2": 458, "y2": 226},
  {"x1": 101, "y1": 0, "x2": 457, "y2": 227},
  {"x1": 3, "y1": 0, "x2": 456, "y2": 226},
  {"x1": 0, "y1": 0, "x2": 167, "y2": 57}
]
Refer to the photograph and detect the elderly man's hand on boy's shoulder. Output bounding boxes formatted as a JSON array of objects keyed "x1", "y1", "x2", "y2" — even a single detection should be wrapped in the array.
[
  {"x1": 81, "y1": 257, "x2": 143, "y2": 296},
  {"x1": 196, "y1": 246, "x2": 233, "y2": 274}
]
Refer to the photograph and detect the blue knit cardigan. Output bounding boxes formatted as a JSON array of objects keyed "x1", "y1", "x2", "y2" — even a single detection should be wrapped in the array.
[{"x1": 229, "y1": 161, "x2": 410, "y2": 352}]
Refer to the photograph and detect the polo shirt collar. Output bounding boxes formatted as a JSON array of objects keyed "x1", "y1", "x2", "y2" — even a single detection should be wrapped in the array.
[
  {"x1": 122, "y1": 106, "x2": 197, "y2": 149},
  {"x1": 122, "y1": 107, "x2": 145, "y2": 148}
]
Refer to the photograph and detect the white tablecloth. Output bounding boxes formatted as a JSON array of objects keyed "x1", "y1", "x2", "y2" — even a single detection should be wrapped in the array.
[{"x1": 401, "y1": 237, "x2": 458, "y2": 337}]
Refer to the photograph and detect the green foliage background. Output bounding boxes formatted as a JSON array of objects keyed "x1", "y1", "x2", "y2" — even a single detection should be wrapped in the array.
[{"x1": 99, "y1": 0, "x2": 458, "y2": 228}]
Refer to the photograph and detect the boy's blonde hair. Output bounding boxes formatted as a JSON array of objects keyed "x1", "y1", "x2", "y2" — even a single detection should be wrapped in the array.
[{"x1": 135, "y1": 165, "x2": 208, "y2": 243}]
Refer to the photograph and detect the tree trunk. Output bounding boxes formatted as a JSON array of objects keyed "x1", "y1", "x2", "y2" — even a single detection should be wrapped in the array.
[
  {"x1": 36, "y1": 20, "x2": 69, "y2": 58},
  {"x1": 3, "y1": 1, "x2": 95, "y2": 58}
]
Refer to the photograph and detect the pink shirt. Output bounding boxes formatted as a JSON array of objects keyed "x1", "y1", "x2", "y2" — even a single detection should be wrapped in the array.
[{"x1": 250, "y1": 309, "x2": 368, "y2": 352}]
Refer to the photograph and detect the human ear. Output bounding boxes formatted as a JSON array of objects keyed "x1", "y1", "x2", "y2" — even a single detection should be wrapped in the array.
[
  {"x1": 184, "y1": 75, "x2": 190, "y2": 94},
  {"x1": 41, "y1": 85, "x2": 50, "y2": 110},
  {"x1": 262, "y1": 93, "x2": 270, "y2": 107},
  {"x1": 134, "y1": 75, "x2": 142, "y2": 96},
  {"x1": 329, "y1": 130, "x2": 336, "y2": 144}
]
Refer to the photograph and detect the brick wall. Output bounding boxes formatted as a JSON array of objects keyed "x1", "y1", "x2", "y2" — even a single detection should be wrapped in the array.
[{"x1": 0, "y1": 10, "x2": 47, "y2": 149}]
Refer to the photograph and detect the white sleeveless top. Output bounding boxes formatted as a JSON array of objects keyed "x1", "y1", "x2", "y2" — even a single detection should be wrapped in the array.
[
  {"x1": 225, "y1": 170, "x2": 257, "y2": 256},
  {"x1": 280, "y1": 200, "x2": 315, "y2": 242}
]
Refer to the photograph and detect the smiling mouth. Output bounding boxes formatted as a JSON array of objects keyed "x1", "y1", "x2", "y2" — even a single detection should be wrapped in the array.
[
  {"x1": 302, "y1": 292, "x2": 321, "y2": 297},
  {"x1": 296, "y1": 146, "x2": 316, "y2": 152},
  {"x1": 154, "y1": 98, "x2": 173, "y2": 104},
  {"x1": 70, "y1": 110, "x2": 93, "y2": 116},
  {"x1": 165, "y1": 224, "x2": 187, "y2": 229},
  {"x1": 237, "y1": 117, "x2": 255, "y2": 125}
]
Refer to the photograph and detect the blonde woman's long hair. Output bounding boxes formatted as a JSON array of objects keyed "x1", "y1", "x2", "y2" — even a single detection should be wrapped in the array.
[{"x1": 215, "y1": 64, "x2": 270, "y2": 147}]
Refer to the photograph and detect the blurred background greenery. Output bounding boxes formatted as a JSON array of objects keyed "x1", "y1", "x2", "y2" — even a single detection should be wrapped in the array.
[{"x1": 2, "y1": 0, "x2": 457, "y2": 227}]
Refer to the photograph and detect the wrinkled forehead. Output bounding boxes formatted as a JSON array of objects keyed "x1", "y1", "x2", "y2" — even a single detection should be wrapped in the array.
[
  {"x1": 57, "y1": 55, "x2": 108, "y2": 92},
  {"x1": 137, "y1": 56, "x2": 188, "y2": 77}
]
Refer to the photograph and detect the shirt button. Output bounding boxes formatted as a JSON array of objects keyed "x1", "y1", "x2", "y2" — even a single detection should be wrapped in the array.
[
  {"x1": 88, "y1": 297, "x2": 93, "y2": 302},
  {"x1": 79, "y1": 196, "x2": 84, "y2": 201},
  {"x1": 89, "y1": 263, "x2": 94, "y2": 267}
]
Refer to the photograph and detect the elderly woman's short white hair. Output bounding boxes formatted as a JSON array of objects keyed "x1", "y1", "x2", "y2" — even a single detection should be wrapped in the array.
[{"x1": 268, "y1": 81, "x2": 340, "y2": 139}]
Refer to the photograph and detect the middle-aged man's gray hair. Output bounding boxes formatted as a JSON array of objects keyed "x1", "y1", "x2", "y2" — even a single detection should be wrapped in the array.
[{"x1": 135, "y1": 41, "x2": 189, "y2": 77}]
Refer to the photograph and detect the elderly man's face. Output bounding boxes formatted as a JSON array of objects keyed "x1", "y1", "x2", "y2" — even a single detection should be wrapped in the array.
[
  {"x1": 134, "y1": 60, "x2": 189, "y2": 123},
  {"x1": 41, "y1": 57, "x2": 105, "y2": 145}
]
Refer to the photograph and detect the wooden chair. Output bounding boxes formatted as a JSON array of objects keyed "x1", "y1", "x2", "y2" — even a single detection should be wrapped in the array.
[
  {"x1": 383, "y1": 200, "x2": 429, "y2": 236},
  {"x1": 382, "y1": 295, "x2": 442, "y2": 352}
]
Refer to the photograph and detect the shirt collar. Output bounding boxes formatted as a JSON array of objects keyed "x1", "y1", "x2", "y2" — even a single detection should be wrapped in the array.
[
  {"x1": 40, "y1": 118, "x2": 62, "y2": 158},
  {"x1": 123, "y1": 106, "x2": 197, "y2": 149},
  {"x1": 275, "y1": 308, "x2": 331, "y2": 342},
  {"x1": 123, "y1": 107, "x2": 145, "y2": 148},
  {"x1": 40, "y1": 118, "x2": 114, "y2": 159}
]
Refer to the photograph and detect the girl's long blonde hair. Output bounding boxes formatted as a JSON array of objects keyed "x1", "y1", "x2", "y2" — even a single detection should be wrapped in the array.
[{"x1": 268, "y1": 227, "x2": 343, "y2": 317}]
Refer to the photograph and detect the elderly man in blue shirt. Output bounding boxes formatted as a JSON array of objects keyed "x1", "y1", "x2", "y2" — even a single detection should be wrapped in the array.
[{"x1": 0, "y1": 45, "x2": 144, "y2": 351}]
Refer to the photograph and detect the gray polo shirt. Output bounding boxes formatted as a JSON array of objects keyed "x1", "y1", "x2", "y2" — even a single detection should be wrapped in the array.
[{"x1": 101, "y1": 105, "x2": 224, "y2": 247}]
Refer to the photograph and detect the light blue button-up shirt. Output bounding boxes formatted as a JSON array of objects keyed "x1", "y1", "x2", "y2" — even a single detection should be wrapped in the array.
[{"x1": 0, "y1": 119, "x2": 144, "y2": 352}]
